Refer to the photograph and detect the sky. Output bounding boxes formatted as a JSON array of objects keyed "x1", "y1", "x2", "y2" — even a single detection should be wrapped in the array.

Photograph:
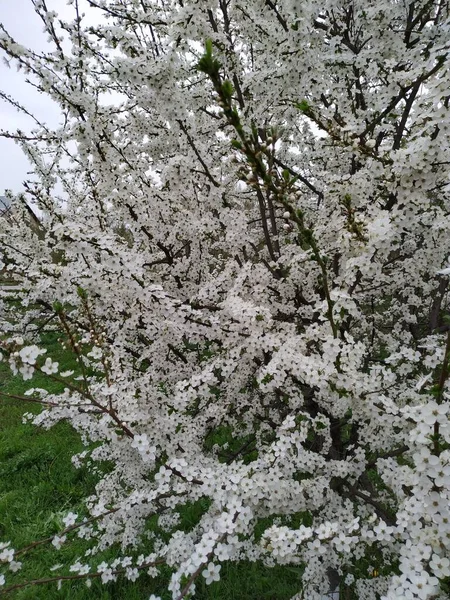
[{"x1": 0, "y1": 0, "x2": 96, "y2": 196}]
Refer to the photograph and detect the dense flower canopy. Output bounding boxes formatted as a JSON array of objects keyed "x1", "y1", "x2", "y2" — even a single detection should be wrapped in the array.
[{"x1": 1, "y1": 1, "x2": 450, "y2": 598}]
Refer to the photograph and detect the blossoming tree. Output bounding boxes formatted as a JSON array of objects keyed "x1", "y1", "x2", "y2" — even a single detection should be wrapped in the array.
[{"x1": 1, "y1": 0, "x2": 450, "y2": 598}]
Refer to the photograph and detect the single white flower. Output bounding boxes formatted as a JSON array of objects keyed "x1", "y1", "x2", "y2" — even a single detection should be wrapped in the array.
[
  {"x1": 87, "y1": 346, "x2": 102, "y2": 359},
  {"x1": 62, "y1": 512, "x2": 78, "y2": 527},
  {"x1": 19, "y1": 363, "x2": 34, "y2": 381},
  {"x1": 202, "y1": 562, "x2": 221, "y2": 585},
  {"x1": 41, "y1": 357, "x2": 59, "y2": 375},
  {"x1": 214, "y1": 542, "x2": 230, "y2": 561},
  {"x1": 430, "y1": 554, "x2": 450, "y2": 578},
  {"x1": 9, "y1": 560, "x2": 22, "y2": 572},
  {"x1": 51, "y1": 535, "x2": 66, "y2": 550},
  {"x1": 0, "y1": 548, "x2": 14, "y2": 562}
]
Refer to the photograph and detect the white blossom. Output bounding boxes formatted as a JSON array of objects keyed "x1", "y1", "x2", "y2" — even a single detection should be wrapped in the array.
[
  {"x1": 51, "y1": 535, "x2": 66, "y2": 550},
  {"x1": 18, "y1": 345, "x2": 44, "y2": 365},
  {"x1": 41, "y1": 357, "x2": 59, "y2": 375},
  {"x1": 202, "y1": 562, "x2": 221, "y2": 585},
  {"x1": 62, "y1": 512, "x2": 78, "y2": 527}
]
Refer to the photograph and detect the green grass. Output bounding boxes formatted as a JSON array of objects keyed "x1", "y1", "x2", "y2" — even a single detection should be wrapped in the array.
[{"x1": 0, "y1": 330, "x2": 303, "y2": 599}]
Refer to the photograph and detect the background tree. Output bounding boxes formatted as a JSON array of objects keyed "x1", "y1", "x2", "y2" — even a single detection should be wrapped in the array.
[{"x1": 1, "y1": 1, "x2": 450, "y2": 598}]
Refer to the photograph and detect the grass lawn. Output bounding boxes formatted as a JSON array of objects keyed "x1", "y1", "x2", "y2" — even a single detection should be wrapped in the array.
[{"x1": 0, "y1": 330, "x2": 303, "y2": 599}]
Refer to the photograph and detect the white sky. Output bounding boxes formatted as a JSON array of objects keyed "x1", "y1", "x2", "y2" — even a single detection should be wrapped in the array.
[{"x1": 0, "y1": 0, "x2": 97, "y2": 195}]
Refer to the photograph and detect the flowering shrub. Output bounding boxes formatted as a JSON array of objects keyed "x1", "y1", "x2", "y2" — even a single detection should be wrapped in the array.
[{"x1": 1, "y1": 1, "x2": 450, "y2": 598}]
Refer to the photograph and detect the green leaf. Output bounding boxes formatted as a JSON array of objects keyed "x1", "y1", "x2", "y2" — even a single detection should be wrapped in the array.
[
  {"x1": 52, "y1": 301, "x2": 63, "y2": 314},
  {"x1": 222, "y1": 79, "x2": 234, "y2": 100},
  {"x1": 196, "y1": 39, "x2": 221, "y2": 76},
  {"x1": 76, "y1": 286, "x2": 88, "y2": 300},
  {"x1": 295, "y1": 99, "x2": 311, "y2": 114}
]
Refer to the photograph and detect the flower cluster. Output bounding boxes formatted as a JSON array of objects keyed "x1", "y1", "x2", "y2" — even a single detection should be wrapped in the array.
[
  {"x1": 7, "y1": 344, "x2": 47, "y2": 380},
  {"x1": 130, "y1": 434, "x2": 157, "y2": 464}
]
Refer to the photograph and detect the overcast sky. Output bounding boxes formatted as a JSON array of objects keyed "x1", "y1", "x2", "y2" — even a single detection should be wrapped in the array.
[{"x1": 0, "y1": 0, "x2": 96, "y2": 195}]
